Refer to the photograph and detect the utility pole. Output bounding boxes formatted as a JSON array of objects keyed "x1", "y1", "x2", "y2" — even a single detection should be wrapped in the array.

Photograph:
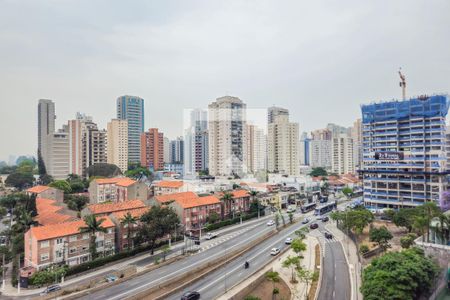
[
  {"x1": 398, "y1": 68, "x2": 406, "y2": 100},
  {"x1": 17, "y1": 253, "x2": 20, "y2": 294},
  {"x1": 2, "y1": 253, "x2": 5, "y2": 291}
]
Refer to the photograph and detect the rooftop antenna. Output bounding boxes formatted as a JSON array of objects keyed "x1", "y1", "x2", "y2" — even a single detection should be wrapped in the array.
[{"x1": 398, "y1": 68, "x2": 406, "y2": 100}]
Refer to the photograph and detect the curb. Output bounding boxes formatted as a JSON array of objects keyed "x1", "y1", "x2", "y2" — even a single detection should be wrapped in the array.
[{"x1": 314, "y1": 236, "x2": 323, "y2": 300}]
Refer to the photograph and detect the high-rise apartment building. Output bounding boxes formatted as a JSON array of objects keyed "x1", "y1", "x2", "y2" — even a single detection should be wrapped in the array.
[
  {"x1": 327, "y1": 123, "x2": 349, "y2": 138},
  {"x1": 184, "y1": 109, "x2": 209, "y2": 177},
  {"x1": 116, "y1": 95, "x2": 144, "y2": 165},
  {"x1": 351, "y1": 118, "x2": 363, "y2": 170},
  {"x1": 332, "y1": 133, "x2": 355, "y2": 174},
  {"x1": 309, "y1": 140, "x2": 332, "y2": 169},
  {"x1": 267, "y1": 114, "x2": 299, "y2": 176},
  {"x1": 268, "y1": 106, "x2": 289, "y2": 124},
  {"x1": 170, "y1": 137, "x2": 184, "y2": 164},
  {"x1": 245, "y1": 124, "x2": 267, "y2": 173},
  {"x1": 208, "y1": 96, "x2": 246, "y2": 176},
  {"x1": 299, "y1": 132, "x2": 311, "y2": 166},
  {"x1": 46, "y1": 129, "x2": 70, "y2": 180},
  {"x1": 107, "y1": 119, "x2": 128, "y2": 173},
  {"x1": 38, "y1": 99, "x2": 56, "y2": 172},
  {"x1": 141, "y1": 128, "x2": 164, "y2": 171},
  {"x1": 311, "y1": 128, "x2": 332, "y2": 140},
  {"x1": 361, "y1": 95, "x2": 449, "y2": 209}
]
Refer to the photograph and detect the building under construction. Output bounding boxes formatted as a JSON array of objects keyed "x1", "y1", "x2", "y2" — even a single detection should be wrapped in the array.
[{"x1": 360, "y1": 94, "x2": 449, "y2": 209}]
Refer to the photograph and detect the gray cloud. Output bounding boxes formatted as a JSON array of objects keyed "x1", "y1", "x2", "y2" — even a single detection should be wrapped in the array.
[{"x1": 0, "y1": 0, "x2": 449, "y2": 161}]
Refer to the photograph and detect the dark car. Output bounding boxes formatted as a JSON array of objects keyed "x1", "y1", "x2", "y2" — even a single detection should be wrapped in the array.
[
  {"x1": 181, "y1": 291, "x2": 200, "y2": 300},
  {"x1": 40, "y1": 285, "x2": 61, "y2": 296},
  {"x1": 324, "y1": 232, "x2": 333, "y2": 239},
  {"x1": 309, "y1": 223, "x2": 318, "y2": 229},
  {"x1": 321, "y1": 216, "x2": 329, "y2": 222}
]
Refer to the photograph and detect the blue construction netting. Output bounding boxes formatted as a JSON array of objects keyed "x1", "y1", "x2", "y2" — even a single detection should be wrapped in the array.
[{"x1": 361, "y1": 94, "x2": 450, "y2": 124}]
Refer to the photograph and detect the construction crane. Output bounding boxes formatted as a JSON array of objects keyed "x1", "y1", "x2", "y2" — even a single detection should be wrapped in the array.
[{"x1": 398, "y1": 68, "x2": 406, "y2": 100}]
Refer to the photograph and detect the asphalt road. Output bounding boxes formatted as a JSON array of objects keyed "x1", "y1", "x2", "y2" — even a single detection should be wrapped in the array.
[{"x1": 316, "y1": 224, "x2": 351, "y2": 300}]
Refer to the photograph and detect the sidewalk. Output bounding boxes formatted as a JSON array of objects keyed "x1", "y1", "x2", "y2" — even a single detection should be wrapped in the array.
[
  {"x1": 1, "y1": 214, "x2": 273, "y2": 297},
  {"x1": 217, "y1": 235, "x2": 318, "y2": 300},
  {"x1": 325, "y1": 222, "x2": 363, "y2": 300}
]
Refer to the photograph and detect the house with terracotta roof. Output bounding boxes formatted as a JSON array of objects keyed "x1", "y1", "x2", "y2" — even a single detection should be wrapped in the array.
[
  {"x1": 26, "y1": 185, "x2": 64, "y2": 201},
  {"x1": 34, "y1": 198, "x2": 77, "y2": 226},
  {"x1": 152, "y1": 180, "x2": 185, "y2": 196},
  {"x1": 81, "y1": 199, "x2": 147, "y2": 217},
  {"x1": 24, "y1": 217, "x2": 115, "y2": 270},
  {"x1": 152, "y1": 191, "x2": 198, "y2": 206},
  {"x1": 217, "y1": 189, "x2": 251, "y2": 218},
  {"x1": 88, "y1": 177, "x2": 149, "y2": 204},
  {"x1": 109, "y1": 207, "x2": 150, "y2": 252}
]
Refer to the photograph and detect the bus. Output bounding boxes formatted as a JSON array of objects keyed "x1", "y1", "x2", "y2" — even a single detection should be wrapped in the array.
[
  {"x1": 314, "y1": 202, "x2": 337, "y2": 216},
  {"x1": 301, "y1": 203, "x2": 317, "y2": 214}
]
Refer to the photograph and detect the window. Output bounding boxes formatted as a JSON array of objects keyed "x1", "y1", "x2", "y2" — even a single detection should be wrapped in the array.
[
  {"x1": 40, "y1": 241, "x2": 49, "y2": 248},
  {"x1": 81, "y1": 246, "x2": 88, "y2": 252},
  {"x1": 56, "y1": 238, "x2": 63, "y2": 244},
  {"x1": 40, "y1": 253, "x2": 49, "y2": 261},
  {"x1": 82, "y1": 233, "x2": 89, "y2": 240},
  {"x1": 69, "y1": 235, "x2": 77, "y2": 242},
  {"x1": 69, "y1": 247, "x2": 77, "y2": 254},
  {"x1": 107, "y1": 228, "x2": 113, "y2": 234}
]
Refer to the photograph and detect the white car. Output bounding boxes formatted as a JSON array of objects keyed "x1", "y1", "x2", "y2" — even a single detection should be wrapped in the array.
[
  {"x1": 270, "y1": 248, "x2": 281, "y2": 256},
  {"x1": 301, "y1": 217, "x2": 310, "y2": 224},
  {"x1": 267, "y1": 220, "x2": 275, "y2": 226},
  {"x1": 285, "y1": 237, "x2": 293, "y2": 244},
  {"x1": 205, "y1": 232, "x2": 218, "y2": 240}
]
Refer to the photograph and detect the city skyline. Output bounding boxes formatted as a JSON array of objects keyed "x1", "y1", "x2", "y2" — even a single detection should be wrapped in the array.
[{"x1": 1, "y1": 1, "x2": 450, "y2": 161}]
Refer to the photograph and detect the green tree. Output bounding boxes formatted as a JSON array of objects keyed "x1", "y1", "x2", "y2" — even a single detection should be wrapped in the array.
[
  {"x1": 309, "y1": 167, "x2": 327, "y2": 177},
  {"x1": 434, "y1": 213, "x2": 450, "y2": 244},
  {"x1": 79, "y1": 215, "x2": 107, "y2": 260},
  {"x1": 369, "y1": 226, "x2": 393, "y2": 252},
  {"x1": 249, "y1": 190, "x2": 261, "y2": 218},
  {"x1": 121, "y1": 212, "x2": 138, "y2": 250},
  {"x1": 291, "y1": 238, "x2": 307, "y2": 257},
  {"x1": 86, "y1": 163, "x2": 122, "y2": 178},
  {"x1": 282, "y1": 255, "x2": 301, "y2": 283},
  {"x1": 359, "y1": 244, "x2": 369, "y2": 254},
  {"x1": 49, "y1": 180, "x2": 72, "y2": 194},
  {"x1": 39, "y1": 174, "x2": 53, "y2": 185},
  {"x1": 64, "y1": 195, "x2": 89, "y2": 212},
  {"x1": 125, "y1": 163, "x2": 151, "y2": 179},
  {"x1": 295, "y1": 227, "x2": 309, "y2": 240},
  {"x1": 416, "y1": 202, "x2": 441, "y2": 242},
  {"x1": 382, "y1": 209, "x2": 396, "y2": 221},
  {"x1": 265, "y1": 271, "x2": 280, "y2": 300},
  {"x1": 5, "y1": 172, "x2": 34, "y2": 190},
  {"x1": 288, "y1": 212, "x2": 294, "y2": 224},
  {"x1": 361, "y1": 247, "x2": 439, "y2": 300},
  {"x1": 161, "y1": 244, "x2": 170, "y2": 261},
  {"x1": 400, "y1": 233, "x2": 417, "y2": 249},
  {"x1": 413, "y1": 216, "x2": 429, "y2": 242},
  {"x1": 221, "y1": 192, "x2": 236, "y2": 219},
  {"x1": 297, "y1": 269, "x2": 319, "y2": 300},
  {"x1": 341, "y1": 186, "x2": 353, "y2": 200},
  {"x1": 37, "y1": 149, "x2": 47, "y2": 176},
  {"x1": 207, "y1": 211, "x2": 220, "y2": 224},
  {"x1": 137, "y1": 206, "x2": 179, "y2": 255},
  {"x1": 274, "y1": 213, "x2": 280, "y2": 229},
  {"x1": 393, "y1": 208, "x2": 417, "y2": 233}
]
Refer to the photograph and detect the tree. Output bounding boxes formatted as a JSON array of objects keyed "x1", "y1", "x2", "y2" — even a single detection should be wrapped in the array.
[
  {"x1": 121, "y1": 212, "x2": 138, "y2": 250},
  {"x1": 79, "y1": 215, "x2": 107, "y2": 260},
  {"x1": 64, "y1": 195, "x2": 89, "y2": 212},
  {"x1": 341, "y1": 186, "x2": 353, "y2": 200},
  {"x1": 382, "y1": 209, "x2": 396, "y2": 221},
  {"x1": 413, "y1": 216, "x2": 429, "y2": 242},
  {"x1": 331, "y1": 208, "x2": 374, "y2": 237},
  {"x1": 359, "y1": 244, "x2": 369, "y2": 254},
  {"x1": 361, "y1": 247, "x2": 439, "y2": 300},
  {"x1": 137, "y1": 206, "x2": 179, "y2": 255},
  {"x1": 37, "y1": 149, "x2": 47, "y2": 176},
  {"x1": 125, "y1": 163, "x2": 151, "y2": 179},
  {"x1": 161, "y1": 244, "x2": 170, "y2": 261},
  {"x1": 309, "y1": 167, "x2": 327, "y2": 177},
  {"x1": 282, "y1": 255, "x2": 301, "y2": 283},
  {"x1": 265, "y1": 271, "x2": 280, "y2": 300},
  {"x1": 434, "y1": 213, "x2": 450, "y2": 244},
  {"x1": 416, "y1": 202, "x2": 441, "y2": 242},
  {"x1": 288, "y1": 212, "x2": 294, "y2": 224},
  {"x1": 207, "y1": 211, "x2": 220, "y2": 224},
  {"x1": 369, "y1": 226, "x2": 393, "y2": 252},
  {"x1": 49, "y1": 180, "x2": 72, "y2": 194},
  {"x1": 249, "y1": 190, "x2": 261, "y2": 218},
  {"x1": 291, "y1": 238, "x2": 307, "y2": 257},
  {"x1": 86, "y1": 163, "x2": 122, "y2": 178},
  {"x1": 400, "y1": 233, "x2": 417, "y2": 249},
  {"x1": 393, "y1": 208, "x2": 417, "y2": 233},
  {"x1": 5, "y1": 172, "x2": 34, "y2": 190},
  {"x1": 39, "y1": 174, "x2": 53, "y2": 185},
  {"x1": 221, "y1": 192, "x2": 235, "y2": 219},
  {"x1": 274, "y1": 213, "x2": 280, "y2": 229},
  {"x1": 297, "y1": 269, "x2": 319, "y2": 300}
]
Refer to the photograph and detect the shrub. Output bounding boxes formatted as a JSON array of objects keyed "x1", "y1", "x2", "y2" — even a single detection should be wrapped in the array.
[{"x1": 359, "y1": 244, "x2": 369, "y2": 254}]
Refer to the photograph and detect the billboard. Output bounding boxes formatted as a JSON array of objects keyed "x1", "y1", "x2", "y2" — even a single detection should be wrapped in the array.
[{"x1": 374, "y1": 151, "x2": 404, "y2": 160}]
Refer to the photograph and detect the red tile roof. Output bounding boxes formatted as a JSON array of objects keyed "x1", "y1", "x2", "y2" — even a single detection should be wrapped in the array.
[
  {"x1": 27, "y1": 185, "x2": 50, "y2": 194},
  {"x1": 29, "y1": 217, "x2": 115, "y2": 241},
  {"x1": 35, "y1": 211, "x2": 75, "y2": 225},
  {"x1": 111, "y1": 207, "x2": 150, "y2": 220},
  {"x1": 86, "y1": 199, "x2": 147, "y2": 215},
  {"x1": 218, "y1": 189, "x2": 250, "y2": 199},
  {"x1": 174, "y1": 195, "x2": 220, "y2": 209},
  {"x1": 154, "y1": 181, "x2": 184, "y2": 188},
  {"x1": 155, "y1": 192, "x2": 197, "y2": 204},
  {"x1": 93, "y1": 177, "x2": 137, "y2": 187},
  {"x1": 115, "y1": 178, "x2": 137, "y2": 187}
]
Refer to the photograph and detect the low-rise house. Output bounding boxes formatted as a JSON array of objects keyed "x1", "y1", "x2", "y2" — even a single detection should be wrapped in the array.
[
  {"x1": 82, "y1": 199, "x2": 147, "y2": 217},
  {"x1": 24, "y1": 217, "x2": 116, "y2": 270},
  {"x1": 217, "y1": 189, "x2": 251, "y2": 218},
  {"x1": 26, "y1": 185, "x2": 64, "y2": 201},
  {"x1": 88, "y1": 177, "x2": 148, "y2": 204},
  {"x1": 109, "y1": 207, "x2": 150, "y2": 252},
  {"x1": 152, "y1": 180, "x2": 185, "y2": 196},
  {"x1": 35, "y1": 198, "x2": 77, "y2": 226},
  {"x1": 153, "y1": 191, "x2": 198, "y2": 206}
]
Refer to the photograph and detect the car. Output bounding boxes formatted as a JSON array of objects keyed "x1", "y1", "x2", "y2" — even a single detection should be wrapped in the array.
[
  {"x1": 301, "y1": 218, "x2": 310, "y2": 224},
  {"x1": 285, "y1": 237, "x2": 293, "y2": 244},
  {"x1": 205, "y1": 232, "x2": 218, "y2": 240},
  {"x1": 40, "y1": 285, "x2": 61, "y2": 296},
  {"x1": 321, "y1": 216, "x2": 329, "y2": 222},
  {"x1": 270, "y1": 248, "x2": 281, "y2": 256},
  {"x1": 6, "y1": 213, "x2": 11, "y2": 218},
  {"x1": 309, "y1": 223, "x2": 318, "y2": 229},
  {"x1": 324, "y1": 232, "x2": 333, "y2": 239},
  {"x1": 181, "y1": 291, "x2": 200, "y2": 300},
  {"x1": 267, "y1": 220, "x2": 275, "y2": 226},
  {"x1": 105, "y1": 274, "x2": 118, "y2": 282}
]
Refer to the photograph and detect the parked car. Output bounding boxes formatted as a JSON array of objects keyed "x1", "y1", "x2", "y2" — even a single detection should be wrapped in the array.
[
  {"x1": 205, "y1": 232, "x2": 218, "y2": 240},
  {"x1": 267, "y1": 220, "x2": 275, "y2": 226},
  {"x1": 301, "y1": 218, "x2": 310, "y2": 224},
  {"x1": 181, "y1": 291, "x2": 200, "y2": 300},
  {"x1": 321, "y1": 216, "x2": 329, "y2": 222},
  {"x1": 270, "y1": 248, "x2": 281, "y2": 256},
  {"x1": 40, "y1": 285, "x2": 61, "y2": 296},
  {"x1": 105, "y1": 275, "x2": 118, "y2": 282},
  {"x1": 309, "y1": 223, "x2": 319, "y2": 229},
  {"x1": 285, "y1": 237, "x2": 293, "y2": 244},
  {"x1": 324, "y1": 232, "x2": 333, "y2": 239}
]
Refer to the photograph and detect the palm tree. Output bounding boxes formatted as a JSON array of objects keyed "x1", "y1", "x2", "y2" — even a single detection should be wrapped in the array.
[
  {"x1": 435, "y1": 214, "x2": 450, "y2": 245},
  {"x1": 266, "y1": 271, "x2": 280, "y2": 300},
  {"x1": 221, "y1": 192, "x2": 235, "y2": 219},
  {"x1": 120, "y1": 212, "x2": 138, "y2": 250},
  {"x1": 413, "y1": 216, "x2": 428, "y2": 242},
  {"x1": 79, "y1": 214, "x2": 107, "y2": 260},
  {"x1": 282, "y1": 255, "x2": 301, "y2": 283},
  {"x1": 249, "y1": 190, "x2": 260, "y2": 219}
]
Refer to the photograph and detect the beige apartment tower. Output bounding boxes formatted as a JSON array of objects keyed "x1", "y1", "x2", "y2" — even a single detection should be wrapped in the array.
[
  {"x1": 331, "y1": 133, "x2": 355, "y2": 175},
  {"x1": 107, "y1": 119, "x2": 129, "y2": 173}
]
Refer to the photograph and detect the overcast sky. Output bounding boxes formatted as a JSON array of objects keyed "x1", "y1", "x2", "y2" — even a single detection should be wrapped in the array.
[{"x1": 0, "y1": 0, "x2": 449, "y2": 162}]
